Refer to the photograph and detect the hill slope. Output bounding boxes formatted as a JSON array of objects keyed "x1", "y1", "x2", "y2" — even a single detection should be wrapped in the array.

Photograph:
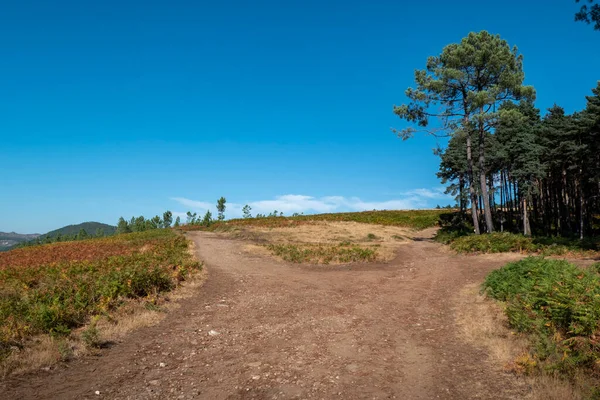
[
  {"x1": 1, "y1": 222, "x2": 117, "y2": 252},
  {"x1": 44, "y1": 222, "x2": 117, "y2": 238},
  {"x1": 0, "y1": 232, "x2": 41, "y2": 251}
]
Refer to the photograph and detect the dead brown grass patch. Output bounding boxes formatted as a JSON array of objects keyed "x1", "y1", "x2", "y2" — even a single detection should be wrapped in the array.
[
  {"x1": 455, "y1": 283, "x2": 589, "y2": 400},
  {"x1": 0, "y1": 336, "x2": 60, "y2": 377},
  {"x1": 455, "y1": 284, "x2": 528, "y2": 366},
  {"x1": 233, "y1": 221, "x2": 412, "y2": 264}
]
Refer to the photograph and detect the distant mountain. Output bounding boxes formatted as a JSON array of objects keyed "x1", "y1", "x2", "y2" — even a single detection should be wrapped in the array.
[
  {"x1": 44, "y1": 222, "x2": 117, "y2": 238},
  {"x1": 0, "y1": 232, "x2": 41, "y2": 251},
  {"x1": 0, "y1": 222, "x2": 117, "y2": 252}
]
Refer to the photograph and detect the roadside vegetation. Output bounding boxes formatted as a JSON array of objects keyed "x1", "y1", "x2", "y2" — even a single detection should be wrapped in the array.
[
  {"x1": 0, "y1": 229, "x2": 201, "y2": 375},
  {"x1": 482, "y1": 257, "x2": 600, "y2": 397},
  {"x1": 447, "y1": 232, "x2": 599, "y2": 256},
  {"x1": 433, "y1": 212, "x2": 600, "y2": 257}
]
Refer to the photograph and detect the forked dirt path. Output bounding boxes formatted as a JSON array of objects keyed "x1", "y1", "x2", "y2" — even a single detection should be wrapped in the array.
[{"x1": 1, "y1": 228, "x2": 531, "y2": 399}]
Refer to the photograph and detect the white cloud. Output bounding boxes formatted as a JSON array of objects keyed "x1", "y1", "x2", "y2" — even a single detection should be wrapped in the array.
[
  {"x1": 169, "y1": 197, "x2": 214, "y2": 210},
  {"x1": 170, "y1": 188, "x2": 453, "y2": 219},
  {"x1": 400, "y1": 187, "x2": 449, "y2": 199},
  {"x1": 250, "y1": 195, "x2": 338, "y2": 214},
  {"x1": 171, "y1": 211, "x2": 189, "y2": 222}
]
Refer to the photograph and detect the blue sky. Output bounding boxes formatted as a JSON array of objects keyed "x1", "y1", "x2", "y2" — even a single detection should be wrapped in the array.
[{"x1": 1, "y1": 0, "x2": 599, "y2": 233}]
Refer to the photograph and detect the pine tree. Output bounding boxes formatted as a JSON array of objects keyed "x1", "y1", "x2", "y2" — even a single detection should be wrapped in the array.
[
  {"x1": 134, "y1": 216, "x2": 146, "y2": 232},
  {"x1": 117, "y1": 217, "x2": 131, "y2": 234},
  {"x1": 242, "y1": 204, "x2": 252, "y2": 219},
  {"x1": 163, "y1": 211, "x2": 173, "y2": 228},
  {"x1": 497, "y1": 101, "x2": 544, "y2": 235},
  {"x1": 575, "y1": 0, "x2": 600, "y2": 30},
  {"x1": 216, "y1": 197, "x2": 226, "y2": 221},
  {"x1": 202, "y1": 210, "x2": 213, "y2": 226},
  {"x1": 394, "y1": 31, "x2": 535, "y2": 234}
]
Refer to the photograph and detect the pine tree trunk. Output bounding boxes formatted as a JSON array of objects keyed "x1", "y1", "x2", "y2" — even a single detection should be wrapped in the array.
[
  {"x1": 532, "y1": 180, "x2": 540, "y2": 233},
  {"x1": 466, "y1": 133, "x2": 480, "y2": 234},
  {"x1": 500, "y1": 171, "x2": 505, "y2": 231},
  {"x1": 489, "y1": 176, "x2": 495, "y2": 215},
  {"x1": 579, "y1": 170, "x2": 584, "y2": 240},
  {"x1": 478, "y1": 128, "x2": 494, "y2": 233},
  {"x1": 506, "y1": 173, "x2": 513, "y2": 230},
  {"x1": 511, "y1": 180, "x2": 521, "y2": 229},
  {"x1": 459, "y1": 175, "x2": 465, "y2": 217},
  {"x1": 523, "y1": 195, "x2": 531, "y2": 236},
  {"x1": 561, "y1": 168, "x2": 568, "y2": 235}
]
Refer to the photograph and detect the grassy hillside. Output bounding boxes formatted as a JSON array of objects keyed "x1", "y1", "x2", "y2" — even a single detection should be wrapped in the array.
[
  {"x1": 44, "y1": 222, "x2": 116, "y2": 237},
  {"x1": 2, "y1": 222, "x2": 118, "y2": 252},
  {"x1": 182, "y1": 209, "x2": 450, "y2": 231}
]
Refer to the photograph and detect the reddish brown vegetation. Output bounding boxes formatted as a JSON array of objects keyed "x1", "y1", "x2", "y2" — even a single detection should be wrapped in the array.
[{"x1": 0, "y1": 240, "x2": 135, "y2": 269}]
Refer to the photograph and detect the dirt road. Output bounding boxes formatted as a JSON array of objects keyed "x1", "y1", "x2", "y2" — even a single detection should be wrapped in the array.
[{"x1": 1, "y1": 228, "x2": 530, "y2": 399}]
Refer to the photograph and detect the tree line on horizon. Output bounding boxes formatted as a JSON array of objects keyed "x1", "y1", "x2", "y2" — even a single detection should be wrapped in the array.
[
  {"x1": 116, "y1": 197, "x2": 231, "y2": 232},
  {"x1": 395, "y1": 30, "x2": 599, "y2": 238},
  {"x1": 16, "y1": 227, "x2": 111, "y2": 248},
  {"x1": 178, "y1": 197, "x2": 300, "y2": 228},
  {"x1": 16, "y1": 195, "x2": 304, "y2": 249}
]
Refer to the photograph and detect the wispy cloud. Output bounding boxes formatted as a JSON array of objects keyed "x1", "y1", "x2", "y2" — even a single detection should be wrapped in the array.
[
  {"x1": 170, "y1": 188, "x2": 453, "y2": 219},
  {"x1": 170, "y1": 197, "x2": 214, "y2": 210},
  {"x1": 400, "y1": 187, "x2": 449, "y2": 199}
]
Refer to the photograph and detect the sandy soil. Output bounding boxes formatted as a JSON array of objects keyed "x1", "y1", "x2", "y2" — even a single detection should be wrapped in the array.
[{"x1": 0, "y1": 228, "x2": 533, "y2": 399}]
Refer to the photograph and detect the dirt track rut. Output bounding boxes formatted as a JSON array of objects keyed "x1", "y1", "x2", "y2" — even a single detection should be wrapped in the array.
[{"x1": 1, "y1": 228, "x2": 530, "y2": 399}]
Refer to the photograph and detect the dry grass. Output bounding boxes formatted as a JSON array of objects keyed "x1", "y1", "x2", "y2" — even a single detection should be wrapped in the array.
[
  {"x1": 97, "y1": 270, "x2": 206, "y2": 343},
  {"x1": 454, "y1": 283, "x2": 588, "y2": 400},
  {"x1": 0, "y1": 336, "x2": 60, "y2": 377},
  {"x1": 455, "y1": 284, "x2": 529, "y2": 367},
  {"x1": 529, "y1": 376, "x2": 582, "y2": 400},
  {"x1": 235, "y1": 221, "x2": 412, "y2": 264}
]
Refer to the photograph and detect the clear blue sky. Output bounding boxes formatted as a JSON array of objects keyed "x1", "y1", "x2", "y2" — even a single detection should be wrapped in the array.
[{"x1": 2, "y1": 0, "x2": 599, "y2": 233}]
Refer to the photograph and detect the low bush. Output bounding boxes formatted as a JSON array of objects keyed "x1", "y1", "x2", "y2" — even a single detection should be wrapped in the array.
[
  {"x1": 450, "y1": 232, "x2": 537, "y2": 253},
  {"x1": 483, "y1": 257, "x2": 600, "y2": 380},
  {"x1": 446, "y1": 232, "x2": 599, "y2": 256}
]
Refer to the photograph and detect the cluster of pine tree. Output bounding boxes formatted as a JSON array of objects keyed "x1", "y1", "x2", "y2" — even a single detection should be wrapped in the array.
[
  {"x1": 116, "y1": 211, "x2": 174, "y2": 234},
  {"x1": 394, "y1": 31, "x2": 599, "y2": 239},
  {"x1": 438, "y1": 84, "x2": 600, "y2": 238},
  {"x1": 184, "y1": 210, "x2": 213, "y2": 227},
  {"x1": 181, "y1": 196, "x2": 227, "y2": 227}
]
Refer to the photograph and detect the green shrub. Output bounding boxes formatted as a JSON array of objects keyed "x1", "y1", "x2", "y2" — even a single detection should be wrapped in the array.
[
  {"x1": 81, "y1": 317, "x2": 101, "y2": 348},
  {"x1": 451, "y1": 232, "x2": 536, "y2": 253},
  {"x1": 483, "y1": 257, "x2": 600, "y2": 376}
]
